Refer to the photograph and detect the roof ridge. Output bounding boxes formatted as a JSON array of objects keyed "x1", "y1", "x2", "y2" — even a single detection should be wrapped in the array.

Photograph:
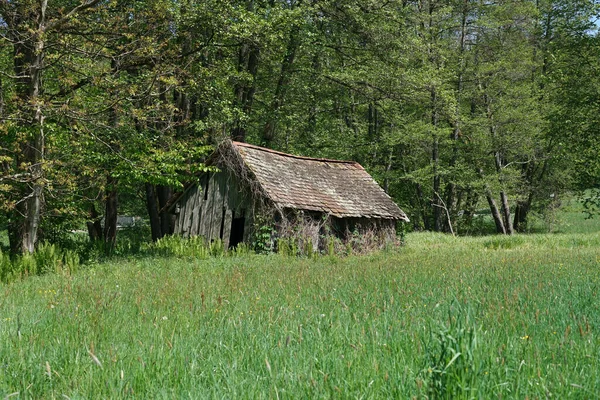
[{"x1": 231, "y1": 141, "x2": 363, "y2": 168}]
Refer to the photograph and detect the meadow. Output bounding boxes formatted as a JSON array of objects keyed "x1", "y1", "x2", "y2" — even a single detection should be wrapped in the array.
[{"x1": 1, "y1": 205, "x2": 600, "y2": 398}]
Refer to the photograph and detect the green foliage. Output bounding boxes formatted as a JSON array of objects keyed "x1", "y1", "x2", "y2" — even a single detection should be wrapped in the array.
[
  {"x1": 277, "y1": 237, "x2": 298, "y2": 257},
  {"x1": 0, "y1": 249, "x2": 15, "y2": 283},
  {"x1": 580, "y1": 188, "x2": 600, "y2": 219},
  {"x1": 34, "y1": 243, "x2": 62, "y2": 275},
  {"x1": 0, "y1": 242, "x2": 82, "y2": 284},
  {"x1": 149, "y1": 236, "x2": 214, "y2": 259},
  {"x1": 251, "y1": 215, "x2": 275, "y2": 254}
]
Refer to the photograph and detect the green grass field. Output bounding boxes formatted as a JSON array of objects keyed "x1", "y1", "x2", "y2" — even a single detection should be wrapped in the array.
[{"x1": 1, "y1": 227, "x2": 600, "y2": 398}]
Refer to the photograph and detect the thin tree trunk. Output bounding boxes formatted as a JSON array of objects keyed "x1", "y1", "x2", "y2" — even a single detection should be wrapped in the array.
[
  {"x1": 145, "y1": 183, "x2": 162, "y2": 242},
  {"x1": 494, "y1": 152, "x2": 514, "y2": 235},
  {"x1": 416, "y1": 183, "x2": 430, "y2": 231},
  {"x1": 103, "y1": 176, "x2": 118, "y2": 249},
  {"x1": 500, "y1": 191, "x2": 514, "y2": 235},
  {"x1": 431, "y1": 88, "x2": 443, "y2": 232},
  {"x1": 383, "y1": 148, "x2": 393, "y2": 194},
  {"x1": 479, "y1": 168, "x2": 506, "y2": 234},
  {"x1": 486, "y1": 191, "x2": 506, "y2": 234},
  {"x1": 368, "y1": 103, "x2": 380, "y2": 163}
]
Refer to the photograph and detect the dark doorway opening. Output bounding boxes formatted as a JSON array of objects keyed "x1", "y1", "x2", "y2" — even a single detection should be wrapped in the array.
[{"x1": 229, "y1": 213, "x2": 245, "y2": 248}]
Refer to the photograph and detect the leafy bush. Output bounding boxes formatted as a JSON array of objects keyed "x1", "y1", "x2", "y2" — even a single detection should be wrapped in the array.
[{"x1": 0, "y1": 242, "x2": 83, "y2": 284}]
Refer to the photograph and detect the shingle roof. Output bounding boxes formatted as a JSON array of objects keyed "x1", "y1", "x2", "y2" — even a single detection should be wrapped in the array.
[{"x1": 228, "y1": 141, "x2": 409, "y2": 221}]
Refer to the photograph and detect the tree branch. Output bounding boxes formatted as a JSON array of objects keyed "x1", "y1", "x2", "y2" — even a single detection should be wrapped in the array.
[{"x1": 46, "y1": 0, "x2": 103, "y2": 32}]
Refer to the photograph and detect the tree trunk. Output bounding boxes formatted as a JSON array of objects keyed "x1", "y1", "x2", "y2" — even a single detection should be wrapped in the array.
[
  {"x1": 486, "y1": 191, "x2": 506, "y2": 234},
  {"x1": 383, "y1": 148, "x2": 393, "y2": 194},
  {"x1": 500, "y1": 190, "x2": 514, "y2": 235},
  {"x1": 416, "y1": 183, "x2": 430, "y2": 231},
  {"x1": 479, "y1": 167, "x2": 506, "y2": 234},
  {"x1": 157, "y1": 185, "x2": 174, "y2": 236},
  {"x1": 8, "y1": 2, "x2": 48, "y2": 254},
  {"x1": 461, "y1": 189, "x2": 478, "y2": 229},
  {"x1": 368, "y1": 103, "x2": 380, "y2": 163},
  {"x1": 144, "y1": 183, "x2": 174, "y2": 241},
  {"x1": 493, "y1": 151, "x2": 514, "y2": 235},
  {"x1": 232, "y1": 41, "x2": 260, "y2": 142},
  {"x1": 87, "y1": 204, "x2": 103, "y2": 241},
  {"x1": 145, "y1": 183, "x2": 162, "y2": 242},
  {"x1": 100, "y1": 58, "x2": 122, "y2": 250},
  {"x1": 513, "y1": 196, "x2": 532, "y2": 233},
  {"x1": 103, "y1": 176, "x2": 118, "y2": 250},
  {"x1": 513, "y1": 158, "x2": 548, "y2": 232},
  {"x1": 431, "y1": 88, "x2": 444, "y2": 232}
]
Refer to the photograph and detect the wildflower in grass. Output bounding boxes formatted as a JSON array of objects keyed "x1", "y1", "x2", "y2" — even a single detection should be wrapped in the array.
[{"x1": 521, "y1": 335, "x2": 530, "y2": 340}]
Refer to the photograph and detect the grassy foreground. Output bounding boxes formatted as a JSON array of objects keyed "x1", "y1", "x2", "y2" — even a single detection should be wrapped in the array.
[{"x1": 1, "y1": 232, "x2": 599, "y2": 398}]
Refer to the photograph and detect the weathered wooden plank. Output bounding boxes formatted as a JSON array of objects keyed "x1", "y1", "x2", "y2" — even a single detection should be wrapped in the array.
[
  {"x1": 219, "y1": 174, "x2": 231, "y2": 245},
  {"x1": 226, "y1": 171, "x2": 238, "y2": 212},
  {"x1": 178, "y1": 190, "x2": 190, "y2": 237},
  {"x1": 222, "y1": 209, "x2": 233, "y2": 249},
  {"x1": 195, "y1": 174, "x2": 207, "y2": 238},
  {"x1": 187, "y1": 187, "x2": 198, "y2": 237},
  {"x1": 175, "y1": 188, "x2": 191, "y2": 235},
  {"x1": 200, "y1": 173, "x2": 215, "y2": 239},
  {"x1": 189, "y1": 186, "x2": 202, "y2": 236},
  {"x1": 183, "y1": 189, "x2": 197, "y2": 238},
  {"x1": 174, "y1": 204, "x2": 182, "y2": 235},
  {"x1": 209, "y1": 173, "x2": 225, "y2": 241},
  {"x1": 243, "y1": 205, "x2": 253, "y2": 243}
]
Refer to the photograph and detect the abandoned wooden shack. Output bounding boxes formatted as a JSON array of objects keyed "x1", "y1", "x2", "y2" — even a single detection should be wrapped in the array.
[{"x1": 172, "y1": 140, "x2": 409, "y2": 250}]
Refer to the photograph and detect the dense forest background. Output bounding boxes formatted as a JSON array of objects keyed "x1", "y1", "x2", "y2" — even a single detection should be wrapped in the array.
[{"x1": 1, "y1": 0, "x2": 599, "y2": 254}]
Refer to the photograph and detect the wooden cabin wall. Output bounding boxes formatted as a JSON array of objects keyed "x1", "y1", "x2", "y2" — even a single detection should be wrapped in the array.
[{"x1": 174, "y1": 171, "x2": 251, "y2": 248}]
